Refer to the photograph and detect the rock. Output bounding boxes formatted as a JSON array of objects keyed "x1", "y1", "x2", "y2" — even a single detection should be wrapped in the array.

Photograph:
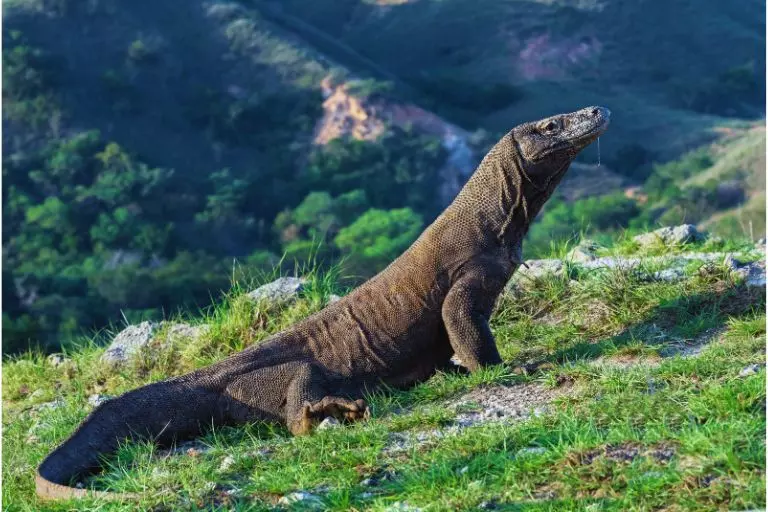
[
  {"x1": 218, "y1": 455, "x2": 235, "y2": 472},
  {"x1": 317, "y1": 416, "x2": 341, "y2": 431},
  {"x1": 385, "y1": 502, "x2": 423, "y2": 512},
  {"x1": 566, "y1": 240, "x2": 601, "y2": 262},
  {"x1": 164, "y1": 322, "x2": 209, "y2": 342},
  {"x1": 34, "y1": 399, "x2": 65, "y2": 412},
  {"x1": 513, "y1": 259, "x2": 564, "y2": 282},
  {"x1": 517, "y1": 446, "x2": 547, "y2": 456},
  {"x1": 46, "y1": 354, "x2": 67, "y2": 367},
  {"x1": 733, "y1": 260, "x2": 767, "y2": 288},
  {"x1": 29, "y1": 389, "x2": 45, "y2": 400},
  {"x1": 101, "y1": 321, "x2": 155, "y2": 366},
  {"x1": 738, "y1": 364, "x2": 763, "y2": 377},
  {"x1": 328, "y1": 294, "x2": 342, "y2": 304},
  {"x1": 87, "y1": 394, "x2": 111, "y2": 407},
  {"x1": 633, "y1": 225, "x2": 707, "y2": 247},
  {"x1": 246, "y1": 277, "x2": 306, "y2": 304},
  {"x1": 278, "y1": 491, "x2": 324, "y2": 508},
  {"x1": 652, "y1": 268, "x2": 686, "y2": 282}
]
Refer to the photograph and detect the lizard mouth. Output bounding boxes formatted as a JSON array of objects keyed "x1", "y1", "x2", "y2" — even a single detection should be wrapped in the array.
[{"x1": 568, "y1": 107, "x2": 611, "y2": 148}]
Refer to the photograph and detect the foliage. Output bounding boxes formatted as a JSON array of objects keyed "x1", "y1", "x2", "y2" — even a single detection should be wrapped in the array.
[
  {"x1": 335, "y1": 208, "x2": 424, "y2": 276},
  {"x1": 527, "y1": 193, "x2": 640, "y2": 256}
]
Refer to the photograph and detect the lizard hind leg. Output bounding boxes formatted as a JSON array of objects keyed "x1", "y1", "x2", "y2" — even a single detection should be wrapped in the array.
[{"x1": 284, "y1": 363, "x2": 369, "y2": 435}]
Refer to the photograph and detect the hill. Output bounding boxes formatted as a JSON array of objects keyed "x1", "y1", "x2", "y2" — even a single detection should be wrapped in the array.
[
  {"x1": 2, "y1": 0, "x2": 765, "y2": 352},
  {"x1": 2, "y1": 229, "x2": 765, "y2": 510}
]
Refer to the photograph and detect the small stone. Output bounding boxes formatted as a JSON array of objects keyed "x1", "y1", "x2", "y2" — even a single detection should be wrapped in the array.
[
  {"x1": 317, "y1": 417, "x2": 341, "y2": 431},
  {"x1": 75, "y1": 482, "x2": 85, "y2": 489},
  {"x1": 360, "y1": 492, "x2": 374, "y2": 499},
  {"x1": 328, "y1": 294, "x2": 342, "y2": 304},
  {"x1": 87, "y1": 394, "x2": 111, "y2": 407},
  {"x1": 151, "y1": 467, "x2": 170, "y2": 479},
  {"x1": 385, "y1": 502, "x2": 423, "y2": 512},
  {"x1": 248, "y1": 447, "x2": 273, "y2": 458},
  {"x1": 458, "y1": 466, "x2": 469, "y2": 475},
  {"x1": 25, "y1": 434, "x2": 39, "y2": 444},
  {"x1": 738, "y1": 364, "x2": 763, "y2": 377},
  {"x1": 566, "y1": 240, "x2": 601, "y2": 262},
  {"x1": 101, "y1": 322, "x2": 156, "y2": 366},
  {"x1": 633, "y1": 225, "x2": 707, "y2": 247},
  {"x1": 652, "y1": 268, "x2": 686, "y2": 282},
  {"x1": 278, "y1": 491, "x2": 323, "y2": 508},
  {"x1": 218, "y1": 455, "x2": 235, "y2": 472},
  {"x1": 186, "y1": 447, "x2": 202, "y2": 458},
  {"x1": 478, "y1": 500, "x2": 499, "y2": 510},
  {"x1": 517, "y1": 447, "x2": 547, "y2": 456},
  {"x1": 47, "y1": 354, "x2": 67, "y2": 367},
  {"x1": 29, "y1": 389, "x2": 45, "y2": 400},
  {"x1": 246, "y1": 277, "x2": 306, "y2": 304},
  {"x1": 34, "y1": 399, "x2": 65, "y2": 412}
]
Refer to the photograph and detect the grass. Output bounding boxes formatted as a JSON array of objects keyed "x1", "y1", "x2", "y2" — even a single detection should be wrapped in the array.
[{"x1": 2, "y1": 234, "x2": 765, "y2": 511}]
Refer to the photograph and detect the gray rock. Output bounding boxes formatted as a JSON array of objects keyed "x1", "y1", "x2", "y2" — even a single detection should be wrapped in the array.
[
  {"x1": 46, "y1": 354, "x2": 67, "y2": 367},
  {"x1": 218, "y1": 455, "x2": 235, "y2": 472},
  {"x1": 733, "y1": 260, "x2": 766, "y2": 288},
  {"x1": 34, "y1": 399, "x2": 65, "y2": 412},
  {"x1": 278, "y1": 491, "x2": 323, "y2": 508},
  {"x1": 738, "y1": 364, "x2": 763, "y2": 377},
  {"x1": 514, "y1": 259, "x2": 564, "y2": 281},
  {"x1": 247, "y1": 277, "x2": 306, "y2": 304},
  {"x1": 652, "y1": 268, "x2": 686, "y2": 282},
  {"x1": 517, "y1": 447, "x2": 547, "y2": 456},
  {"x1": 328, "y1": 294, "x2": 342, "y2": 304},
  {"x1": 101, "y1": 321, "x2": 156, "y2": 365},
  {"x1": 385, "y1": 502, "x2": 423, "y2": 512},
  {"x1": 566, "y1": 240, "x2": 601, "y2": 262},
  {"x1": 317, "y1": 416, "x2": 341, "y2": 431},
  {"x1": 160, "y1": 322, "x2": 210, "y2": 346},
  {"x1": 87, "y1": 394, "x2": 111, "y2": 407},
  {"x1": 633, "y1": 225, "x2": 706, "y2": 247}
]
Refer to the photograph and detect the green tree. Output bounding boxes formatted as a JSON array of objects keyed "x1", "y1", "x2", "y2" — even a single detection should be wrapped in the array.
[{"x1": 334, "y1": 208, "x2": 423, "y2": 276}]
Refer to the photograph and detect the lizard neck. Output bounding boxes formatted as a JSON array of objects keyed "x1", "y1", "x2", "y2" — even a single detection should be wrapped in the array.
[{"x1": 449, "y1": 135, "x2": 536, "y2": 249}]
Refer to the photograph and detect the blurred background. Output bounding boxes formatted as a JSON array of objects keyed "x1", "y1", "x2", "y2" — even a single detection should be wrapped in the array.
[{"x1": 2, "y1": 0, "x2": 765, "y2": 353}]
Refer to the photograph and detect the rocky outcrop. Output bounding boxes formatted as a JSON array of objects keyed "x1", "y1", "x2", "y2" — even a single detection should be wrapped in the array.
[
  {"x1": 101, "y1": 321, "x2": 209, "y2": 367},
  {"x1": 633, "y1": 224, "x2": 707, "y2": 247},
  {"x1": 314, "y1": 76, "x2": 477, "y2": 205},
  {"x1": 101, "y1": 322, "x2": 156, "y2": 366},
  {"x1": 246, "y1": 277, "x2": 306, "y2": 304}
]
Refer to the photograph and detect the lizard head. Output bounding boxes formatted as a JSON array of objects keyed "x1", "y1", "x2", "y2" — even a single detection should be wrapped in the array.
[{"x1": 511, "y1": 106, "x2": 610, "y2": 192}]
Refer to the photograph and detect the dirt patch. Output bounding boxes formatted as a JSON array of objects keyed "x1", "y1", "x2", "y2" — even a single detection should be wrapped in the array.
[
  {"x1": 658, "y1": 326, "x2": 728, "y2": 358},
  {"x1": 383, "y1": 382, "x2": 569, "y2": 456},
  {"x1": 569, "y1": 441, "x2": 678, "y2": 466},
  {"x1": 449, "y1": 383, "x2": 568, "y2": 428}
]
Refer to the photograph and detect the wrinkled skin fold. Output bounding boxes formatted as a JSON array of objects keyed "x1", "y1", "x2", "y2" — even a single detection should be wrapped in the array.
[{"x1": 36, "y1": 106, "x2": 610, "y2": 501}]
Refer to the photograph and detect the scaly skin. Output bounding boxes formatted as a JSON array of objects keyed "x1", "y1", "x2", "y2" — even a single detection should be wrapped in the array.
[{"x1": 36, "y1": 106, "x2": 610, "y2": 501}]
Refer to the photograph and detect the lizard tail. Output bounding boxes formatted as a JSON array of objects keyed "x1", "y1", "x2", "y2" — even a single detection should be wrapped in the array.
[{"x1": 36, "y1": 379, "x2": 227, "y2": 501}]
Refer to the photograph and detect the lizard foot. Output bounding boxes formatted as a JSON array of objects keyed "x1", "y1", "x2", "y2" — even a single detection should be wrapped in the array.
[
  {"x1": 289, "y1": 397, "x2": 370, "y2": 435},
  {"x1": 310, "y1": 397, "x2": 370, "y2": 423}
]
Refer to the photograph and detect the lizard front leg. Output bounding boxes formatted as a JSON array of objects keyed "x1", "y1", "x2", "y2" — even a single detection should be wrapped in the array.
[{"x1": 442, "y1": 276, "x2": 503, "y2": 372}]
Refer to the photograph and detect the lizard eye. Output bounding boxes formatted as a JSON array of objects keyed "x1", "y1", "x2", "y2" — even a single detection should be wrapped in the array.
[{"x1": 544, "y1": 121, "x2": 558, "y2": 132}]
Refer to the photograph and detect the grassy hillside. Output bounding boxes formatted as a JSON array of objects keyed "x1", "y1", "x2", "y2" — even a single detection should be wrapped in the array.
[
  {"x1": 2, "y1": 233, "x2": 765, "y2": 510},
  {"x1": 2, "y1": 0, "x2": 765, "y2": 353}
]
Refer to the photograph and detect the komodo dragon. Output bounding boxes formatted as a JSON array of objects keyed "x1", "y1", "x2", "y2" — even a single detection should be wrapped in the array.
[{"x1": 36, "y1": 106, "x2": 610, "y2": 501}]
